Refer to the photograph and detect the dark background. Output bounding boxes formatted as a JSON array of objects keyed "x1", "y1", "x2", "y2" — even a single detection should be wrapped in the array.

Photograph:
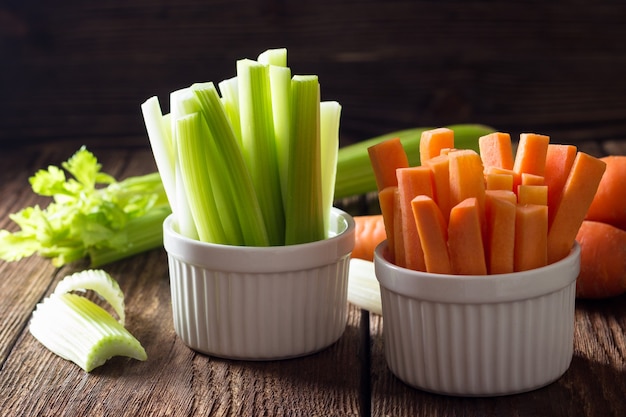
[{"x1": 2, "y1": 0, "x2": 626, "y2": 149}]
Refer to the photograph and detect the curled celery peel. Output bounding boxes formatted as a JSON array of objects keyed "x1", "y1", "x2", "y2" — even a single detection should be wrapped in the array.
[{"x1": 30, "y1": 270, "x2": 147, "y2": 372}]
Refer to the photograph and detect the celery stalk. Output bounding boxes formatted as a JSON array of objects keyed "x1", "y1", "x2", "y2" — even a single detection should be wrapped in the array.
[
  {"x1": 169, "y1": 89, "x2": 200, "y2": 240},
  {"x1": 285, "y1": 75, "x2": 325, "y2": 245},
  {"x1": 218, "y1": 76, "x2": 242, "y2": 146},
  {"x1": 237, "y1": 59, "x2": 285, "y2": 245},
  {"x1": 175, "y1": 113, "x2": 231, "y2": 244},
  {"x1": 268, "y1": 65, "x2": 292, "y2": 209},
  {"x1": 140, "y1": 97, "x2": 177, "y2": 210},
  {"x1": 258, "y1": 47, "x2": 287, "y2": 67},
  {"x1": 320, "y1": 101, "x2": 342, "y2": 237},
  {"x1": 191, "y1": 82, "x2": 269, "y2": 247}
]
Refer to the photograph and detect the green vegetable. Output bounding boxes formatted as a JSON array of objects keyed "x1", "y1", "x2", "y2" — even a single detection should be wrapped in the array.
[
  {"x1": 334, "y1": 124, "x2": 495, "y2": 199},
  {"x1": 29, "y1": 269, "x2": 147, "y2": 372},
  {"x1": 0, "y1": 146, "x2": 170, "y2": 267}
]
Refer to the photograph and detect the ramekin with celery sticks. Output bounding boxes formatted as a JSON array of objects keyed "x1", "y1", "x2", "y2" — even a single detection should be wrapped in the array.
[{"x1": 142, "y1": 48, "x2": 341, "y2": 246}]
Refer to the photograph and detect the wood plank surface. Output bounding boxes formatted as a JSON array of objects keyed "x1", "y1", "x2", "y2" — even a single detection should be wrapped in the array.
[{"x1": 0, "y1": 143, "x2": 363, "y2": 416}]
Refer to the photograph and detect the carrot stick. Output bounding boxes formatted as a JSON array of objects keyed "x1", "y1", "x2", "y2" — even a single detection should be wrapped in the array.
[
  {"x1": 521, "y1": 173, "x2": 544, "y2": 186},
  {"x1": 448, "y1": 197, "x2": 487, "y2": 275},
  {"x1": 393, "y1": 187, "x2": 406, "y2": 267},
  {"x1": 419, "y1": 127, "x2": 455, "y2": 164},
  {"x1": 485, "y1": 171, "x2": 514, "y2": 191},
  {"x1": 479, "y1": 132, "x2": 514, "y2": 170},
  {"x1": 544, "y1": 144, "x2": 577, "y2": 226},
  {"x1": 517, "y1": 184, "x2": 548, "y2": 206},
  {"x1": 514, "y1": 204, "x2": 548, "y2": 272},
  {"x1": 396, "y1": 167, "x2": 434, "y2": 271},
  {"x1": 547, "y1": 152, "x2": 607, "y2": 264},
  {"x1": 485, "y1": 191, "x2": 516, "y2": 274},
  {"x1": 512, "y1": 133, "x2": 550, "y2": 193},
  {"x1": 378, "y1": 186, "x2": 397, "y2": 263},
  {"x1": 352, "y1": 215, "x2": 387, "y2": 262},
  {"x1": 448, "y1": 149, "x2": 486, "y2": 217},
  {"x1": 513, "y1": 133, "x2": 550, "y2": 177},
  {"x1": 411, "y1": 195, "x2": 452, "y2": 274},
  {"x1": 422, "y1": 154, "x2": 451, "y2": 221},
  {"x1": 367, "y1": 137, "x2": 409, "y2": 192}
]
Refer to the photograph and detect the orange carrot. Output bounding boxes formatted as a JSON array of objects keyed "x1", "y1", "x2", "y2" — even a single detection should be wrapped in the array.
[
  {"x1": 422, "y1": 154, "x2": 451, "y2": 221},
  {"x1": 521, "y1": 173, "x2": 544, "y2": 186},
  {"x1": 393, "y1": 187, "x2": 406, "y2": 267},
  {"x1": 479, "y1": 132, "x2": 514, "y2": 170},
  {"x1": 485, "y1": 189, "x2": 517, "y2": 205},
  {"x1": 419, "y1": 127, "x2": 455, "y2": 164},
  {"x1": 585, "y1": 156, "x2": 626, "y2": 230},
  {"x1": 515, "y1": 204, "x2": 548, "y2": 272},
  {"x1": 485, "y1": 170, "x2": 514, "y2": 191},
  {"x1": 448, "y1": 197, "x2": 487, "y2": 275},
  {"x1": 352, "y1": 215, "x2": 387, "y2": 262},
  {"x1": 448, "y1": 149, "x2": 486, "y2": 216},
  {"x1": 575, "y1": 220, "x2": 626, "y2": 299},
  {"x1": 544, "y1": 144, "x2": 577, "y2": 226},
  {"x1": 547, "y1": 152, "x2": 607, "y2": 264},
  {"x1": 378, "y1": 186, "x2": 397, "y2": 262},
  {"x1": 513, "y1": 133, "x2": 550, "y2": 177},
  {"x1": 396, "y1": 167, "x2": 434, "y2": 271},
  {"x1": 485, "y1": 191, "x2": 516, "y2": 274},
  {"x1": 517, "y1": 184, "x2": 548, "y2": 206},
  {"x1": 411, "y1": 195, "x2": 452, "y2": 274},
  {"x1": 367, "y1": 137, "x2": 409, "y2": 192}
]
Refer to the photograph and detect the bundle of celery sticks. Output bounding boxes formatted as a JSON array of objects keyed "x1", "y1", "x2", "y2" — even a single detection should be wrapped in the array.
[{"x1": 142, "y1": 48, "x2": 340, "y2": 247}]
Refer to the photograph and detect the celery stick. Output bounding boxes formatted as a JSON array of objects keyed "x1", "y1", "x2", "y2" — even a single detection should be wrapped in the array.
[
  {"x1": 170, "y1": 88, "x2": 199, "y2": 240},
  {"x1": 218, "y1": 76, "x2": 242, "y2": 146},
  {"x1": 175, "y1": 113, "x2": 231, "y2": 244},
  {"x1": 285, "y1": 75, "x2": 325, "y2": 245},
  {"x1": 140, "y1": 97, "x2": 177, "y2": 209},
  {"x1": 191, "y1": 82, "x2": 269, "y2": 247},
  {"x1": 237, "y1": 59, "x2": 285, "y2": 245},
  {"x1": 258, "y1": 47, "x2": 287, "y2": 67},
  {"x1": 320, "y1": 101, "x2": 342, "y2": 237},
  {"x1": 268, "y1": 65, "x2": 292, "y2": 209}
]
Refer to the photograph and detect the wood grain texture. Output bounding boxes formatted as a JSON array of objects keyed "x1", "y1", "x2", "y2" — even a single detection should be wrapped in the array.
[
  {"x1": 2, "y1": 1, "x2": 626, "y2": 148},
  {"x1": 0, "y1": 143, "x2": 363, "y2": 416}
]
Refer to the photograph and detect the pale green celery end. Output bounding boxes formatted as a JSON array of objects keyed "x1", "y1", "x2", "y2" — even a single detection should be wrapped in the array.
[
  {"x1": 268, "y1": 65, "x2": 292, "y2": 209},
  {"x1": 257, "y1": 48, "x2": 287, "y2": 67},
  {"x1": 88, "y1": 206, "x2": 170, "y2": 267},
  {"x1": 218, "y1": 77, "x2": 242, "y2": 146},
  {"x1": 285, "y1": 75, "x2": 325, "y2": 245},
  {"x1": 237, "y1": 59, "x2": 285, "y2": 246},
  {"x1": 30, "y1": 293, "x2": 146, "y2": 372},
  {"x1": 191, "y1": 83, "x2": 269, "y2": 247},
  {"x1": 320, "y1": 101, "x2": 341, "y2": 238},
  {"x1": 176, "y1": 113, "x2": 231, "y2": 244},
  {"x1": 141, "y1": 97, "x2": 177, "y2": 210},
  {"x1": 170, "y1": 88, "x2": 200, "y2": 240}
]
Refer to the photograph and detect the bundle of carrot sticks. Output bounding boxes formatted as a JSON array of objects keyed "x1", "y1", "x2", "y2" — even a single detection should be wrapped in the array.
[{"x1": 368, "y1": 128, "x2": 606, "y2": 275}]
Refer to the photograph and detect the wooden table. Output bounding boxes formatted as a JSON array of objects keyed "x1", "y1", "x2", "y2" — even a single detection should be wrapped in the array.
[{"x1": 1, "y1": 139, "x2": 625, "y2": 417}]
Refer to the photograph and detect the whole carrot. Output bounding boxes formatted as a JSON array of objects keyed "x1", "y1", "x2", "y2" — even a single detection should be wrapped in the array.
[{"x1": 575, "y1": 220, "x2": 626, "y2": 299}]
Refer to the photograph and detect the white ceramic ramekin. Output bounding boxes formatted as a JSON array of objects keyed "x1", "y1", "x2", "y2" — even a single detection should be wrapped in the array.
[
  {"x1": 163, "y1": 207, "x2": 355, "y2": 360},
  {"x1": 374, "y1": 242, "x2": 580, "y2": 396}
]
